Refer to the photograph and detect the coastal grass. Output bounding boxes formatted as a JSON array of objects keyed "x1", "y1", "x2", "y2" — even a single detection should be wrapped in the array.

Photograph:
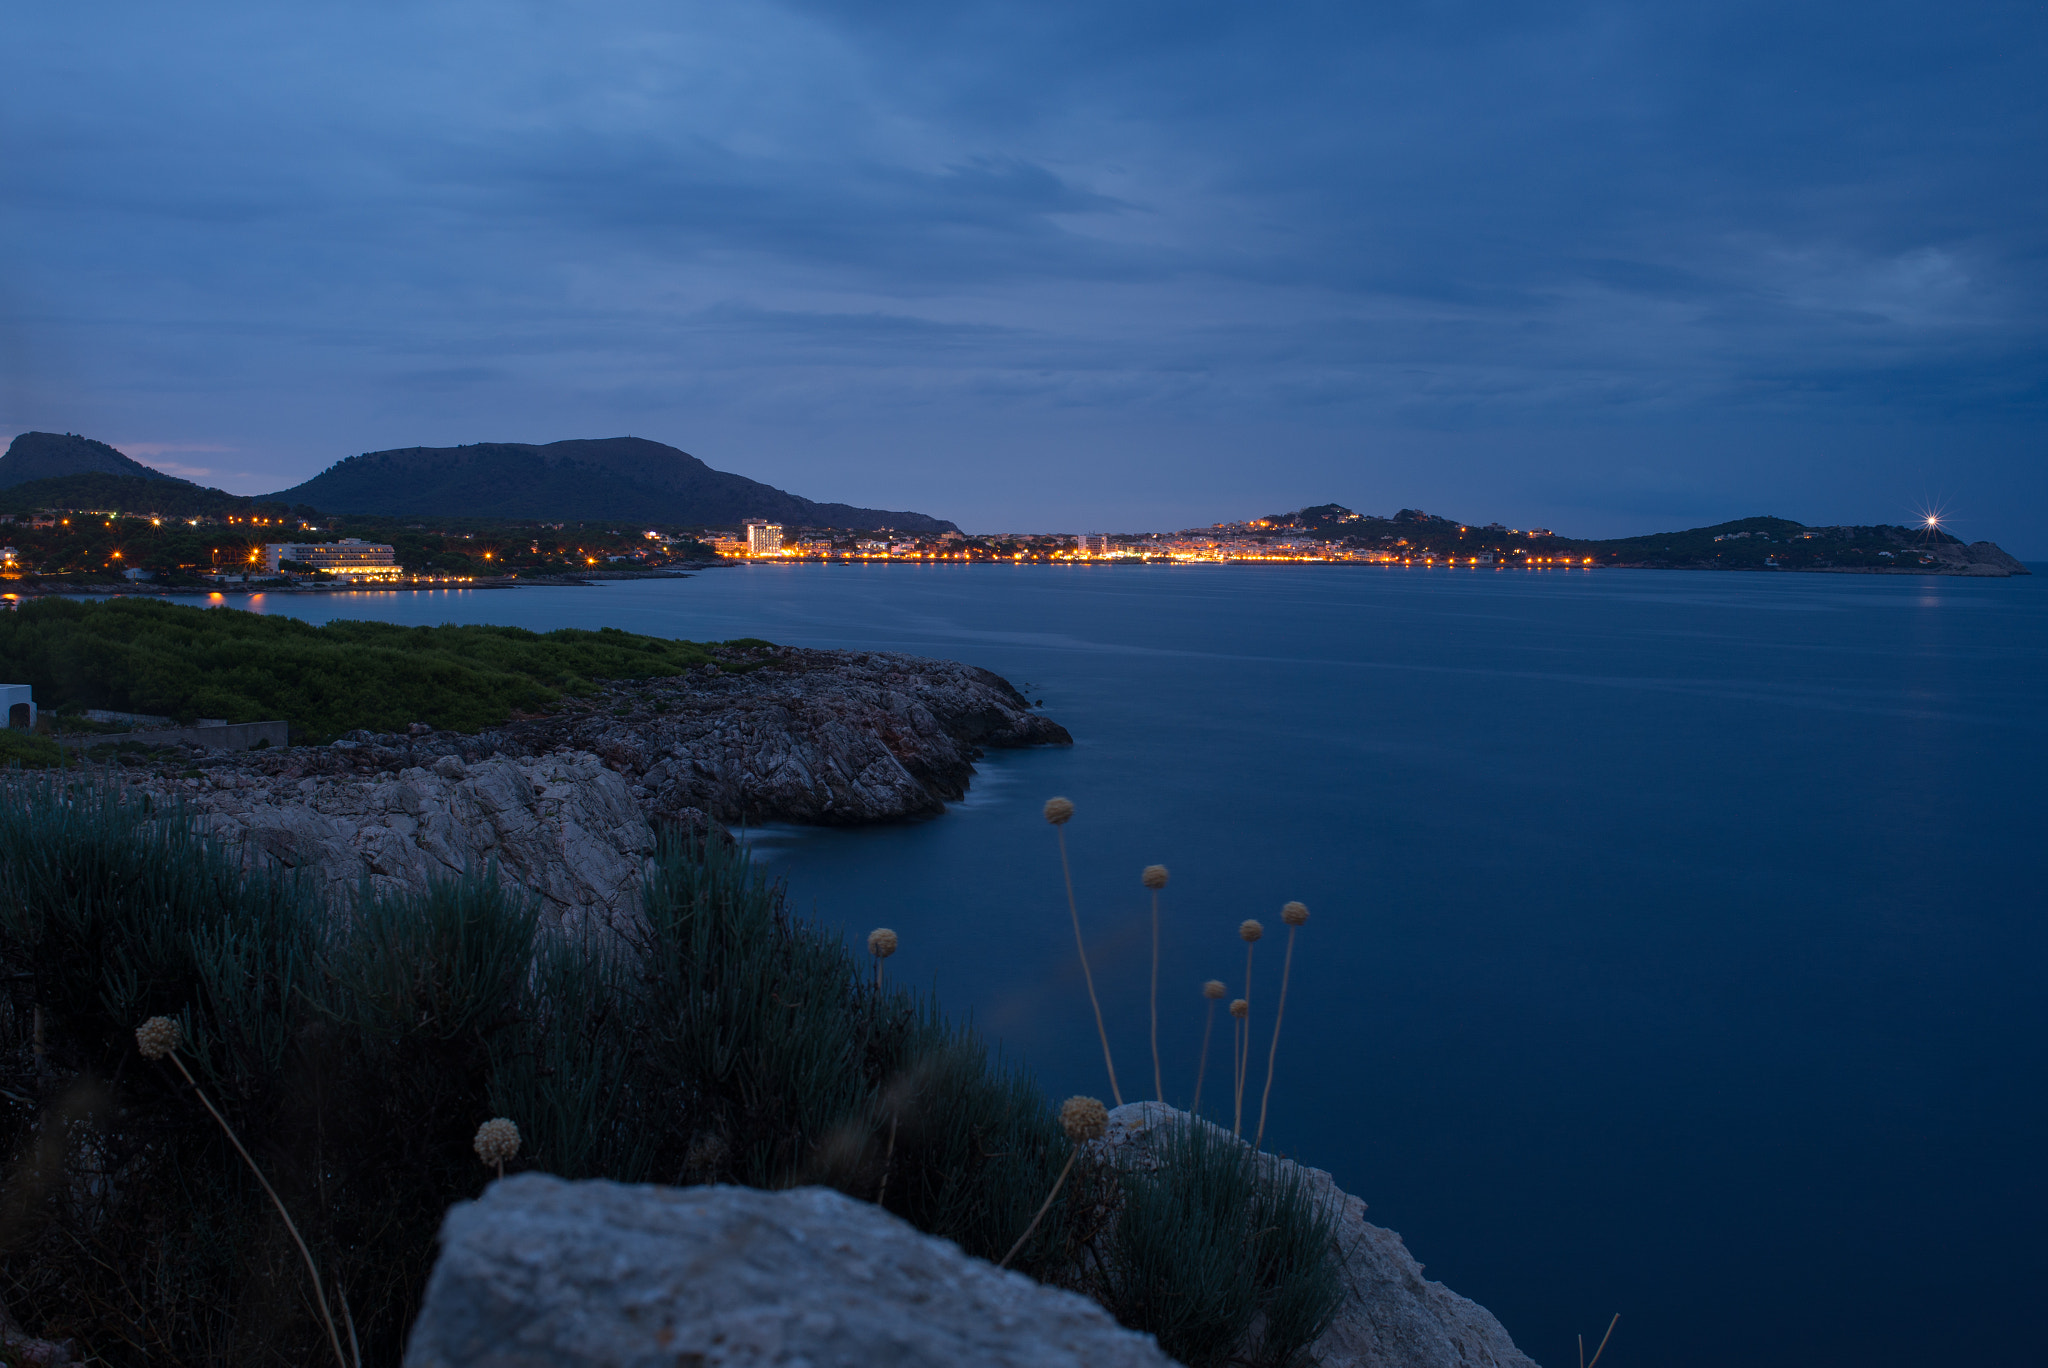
[
  {"x1": 0, "y1": 778, "x2": 1077, "y2": 1366},
  {"x1": 0, "y1": 596, "x2": 756, "y2": 743},
  {"x1": 1100, "y1": 1116, "x2": 1344, "y2": 1368},
  {"x1": 0, "y1": 731, "x2": 67, "y2": 769}
]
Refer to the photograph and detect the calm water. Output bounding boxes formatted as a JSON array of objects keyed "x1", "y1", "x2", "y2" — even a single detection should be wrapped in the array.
[{"x1": 212, "y1": 564, "x2": 2047, "y2": 1367}]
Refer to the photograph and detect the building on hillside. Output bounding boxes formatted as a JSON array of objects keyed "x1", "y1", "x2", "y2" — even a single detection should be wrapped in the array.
[
  {"x1": 1077, "y1": 534, "x2": 1110, "y2": 555},
  {"x1": 744, "y1": 520, "x2": 784, "y2": 556},
  {"x1": 264, "y1": 539, "x2": 402, "y2": 580}
]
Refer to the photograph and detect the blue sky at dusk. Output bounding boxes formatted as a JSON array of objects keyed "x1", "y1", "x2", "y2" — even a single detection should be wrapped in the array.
[{"x1": 5, "y1": 0, "x2": 2044, "y2": 546}]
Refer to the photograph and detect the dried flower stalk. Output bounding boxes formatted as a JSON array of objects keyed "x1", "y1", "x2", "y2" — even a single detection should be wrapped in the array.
[
  {"x1": 1254, "y1": 902, "x2": 1307, "y2": 1151},
  {"x1": 137, "y1": 1017, "x2": 353, "y2": 1368},
  {"x1": 1192, "y1": 979, "x2": 1226, "y2": 1117},
  {"x1": 1142, "y1": 865, "x2": 1169, "y2": 1101},
  {"x1": 1046, "y1": 798, "x2": 1120, "y2": 1106},
  {"x1": 999, "y1": 1096, "x2": 1107, "y2": 1269}
]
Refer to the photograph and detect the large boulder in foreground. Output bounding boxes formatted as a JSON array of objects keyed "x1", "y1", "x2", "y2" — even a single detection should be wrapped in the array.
[
  {"x1": 403, "y1": 1175, "x2": 1176, "y2": 1368},
  {"x1": 1103, "y1": 1103, "x2": 1540, "y2": 1368}
]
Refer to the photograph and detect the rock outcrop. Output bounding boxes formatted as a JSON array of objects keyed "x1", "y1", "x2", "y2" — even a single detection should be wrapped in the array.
[
  {"x1": 126, "y1": 750, "x2": 661, "y2": 931},
  {"x1": 403, "y1": 1175, "x2": 1177, "y2": 1368},
  {"x1": 100, "y1": 645, "x2": 1068, "y2": 919},
  {"x1": 1101, "y1": 1103, "x2": 1539, "y2": 1368},
  {"x1": 488, "y1": 645, "x2": 1071, "y2": 827},
  {"x1": 400, "y1": 1114, "x2": 1539, "y2": 1368},
  {"x1": 1949, "y1": 540, "x2": 2031, "y2": 576}
]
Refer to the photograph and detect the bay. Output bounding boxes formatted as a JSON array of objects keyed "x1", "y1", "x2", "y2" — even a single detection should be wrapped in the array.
[{"x1": 210, "y1": 562, "x2": 2047, "y2": 1367}]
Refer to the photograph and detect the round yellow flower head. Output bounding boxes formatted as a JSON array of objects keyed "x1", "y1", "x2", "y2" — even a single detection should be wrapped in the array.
[
  {"x1": 473, "y1": 1118, "x2": 521, "y2": 1167},
  {"x1": 135, "y1": 1016, "x2": 181, "y2": 1061},
  {"x1": 1202, "y1": 979, "x2": 1228, "y2": 999},
  {"x1": 1043, "y1": 796, "x2": 1075, "y2": 825},
  {"x1": 1059, "y1": 1095, "x2": 1109, "y2": 1142},
  {"x1": 1281, "y1": 901, "x2": 1309, "y2": 927},
  {"x1": 1229, "y1": 998, "x2": 1249, "y2": 1019},
  {"x1": 867, "y1": 927, "x2": 899, "y2": 959},
  {"x1": 1141, "y1": 865, "x2": 1169, "y2": 890},
  {"x1": 1239, "y1": 919, "x2": 1264, "y2": 943}
]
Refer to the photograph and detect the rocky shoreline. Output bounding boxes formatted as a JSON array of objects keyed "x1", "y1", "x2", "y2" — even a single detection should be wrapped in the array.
[{"x1": 97, "y1": 645, "x2": 1069, "y2": 925}]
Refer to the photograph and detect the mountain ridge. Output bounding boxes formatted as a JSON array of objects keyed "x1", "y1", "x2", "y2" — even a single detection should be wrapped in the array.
[{"x1": 263, "y1": 436, "x2": 958, "y2": 531}]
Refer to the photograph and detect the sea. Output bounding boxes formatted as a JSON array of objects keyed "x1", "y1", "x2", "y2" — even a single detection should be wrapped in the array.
[{"x1": 202, "y1": 562, "x2": 2047, "y2": 1368}]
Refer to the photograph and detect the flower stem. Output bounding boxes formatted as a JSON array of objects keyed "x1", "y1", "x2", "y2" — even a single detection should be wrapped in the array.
[
  {"x1": 169, "y1": 1052, "x2": 351, "y2": 1368},
  {"x1": 1192, "y1": 999, "x2": 1217, "y2": 1116},
  {"x1": 1253, "y1": 924, "x2": 1298, "y2": 1152},
  {"x1": 1056, "y1": 827, "x2": 1120, "y2": 1106},
  {"x1": 1234, "y1": 941, "x2": 1255, "y2": 1137},
  {"x1": 999, "y1": 1147, "x2": 1079, "y2": 1270},
  {"x1": 1149, "y1": 889, "x2": 1163, "y2": 1102}
]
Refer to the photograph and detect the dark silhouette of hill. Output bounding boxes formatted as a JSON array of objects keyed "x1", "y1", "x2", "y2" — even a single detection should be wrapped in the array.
[
  {"x1": 0, "y1": 472, "x2": 311, "y2": 520},
  {"x1": 265, "y1": 437, "x2": 958, "y2": 531},
  {"x1": 0, "y1": 432, "x2": 179, "y2": 488}
]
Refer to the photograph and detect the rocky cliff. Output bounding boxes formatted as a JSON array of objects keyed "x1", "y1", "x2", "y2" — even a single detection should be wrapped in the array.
[
  {"x1": 125, "y1": 751, "x2": 662, "y2": 932},
  {"x1": 488, "y1": 645, "x2": 1071, "y2": 827},
  {"x1": 111, "y1": 646, "x2": 1069, "y2": 919}
]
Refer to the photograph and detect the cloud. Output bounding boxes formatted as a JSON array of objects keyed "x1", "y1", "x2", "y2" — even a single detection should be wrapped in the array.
[{"x1": 1, "y1": 0, "x2": 2043, "y2": 543}]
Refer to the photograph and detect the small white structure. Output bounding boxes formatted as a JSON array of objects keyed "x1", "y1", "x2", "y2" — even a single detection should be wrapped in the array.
[{"x1": 1, "y1": 684, "x2": 33, "y2": 731}]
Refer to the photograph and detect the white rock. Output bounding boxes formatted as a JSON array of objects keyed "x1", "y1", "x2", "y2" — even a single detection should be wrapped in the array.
[
  {"x1": 402, "y1": 1176, "x2": 1178, "y2": 1368},
  {"x1": 136, "y1": 750, "x2": 654, "y2": 933}
]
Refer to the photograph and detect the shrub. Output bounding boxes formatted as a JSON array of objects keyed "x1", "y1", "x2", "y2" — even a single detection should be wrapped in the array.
[
  {"x1": 0, "y1": 597, "x2": 746, "y2": 740},
  {"x1": 0, "y1": 780, "x2": 1080, "y2": 1365},
  {"x1": 0, "y1": 731, "x2": 66, "y2": 769},
  {"x1": 1099, "y1": 1116, "x2": 1346, "y2": 1368}
]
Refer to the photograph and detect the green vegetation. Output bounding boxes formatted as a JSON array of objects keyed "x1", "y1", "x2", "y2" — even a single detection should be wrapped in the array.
[
  {"x1": 313, "y1": 515, "x2": 716, "y2": 575},
  {"x1": 0, "y1": 598, "x2": 736, "y2": 741},
  {"x1": 0, "y1": 787, "x2": 1078, "y2": 1365},
  {"x1": 0, "y1": 471, "x2": 311, "y2": 523},
  {"x1": 0, "y1": 729, "x2": 66, "y2": 768},
  {"x1": 0, "y1": 784, "x2": 1347, "y2": 1367},
  {"x1": 1103, "y1": 1118, "x2": 1343, "y2": 1368},
  {"x1": 0, "y1": 505, "x2": 714, "y2": 580}
]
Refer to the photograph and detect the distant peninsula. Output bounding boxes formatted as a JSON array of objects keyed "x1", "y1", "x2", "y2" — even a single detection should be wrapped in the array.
[{"x1": 1096, "y1": 505, "x2": 2029, "y2": 576}]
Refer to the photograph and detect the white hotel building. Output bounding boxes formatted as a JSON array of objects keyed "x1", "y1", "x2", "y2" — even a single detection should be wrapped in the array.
[{"x1": 264, "y1": 539, "x2": 403, "y2": 581}]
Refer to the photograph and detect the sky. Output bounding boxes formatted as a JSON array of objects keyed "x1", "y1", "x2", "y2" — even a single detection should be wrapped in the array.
[{"x1": 4, "y1": 0, "x2": 2045, "y2": 547}]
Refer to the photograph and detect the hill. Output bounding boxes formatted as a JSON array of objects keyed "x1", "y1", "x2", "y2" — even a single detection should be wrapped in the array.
[
  {"x1": 0, "y1": 471, "x2": 312, "y2": 521},
  {"x1": 1256, "y1": 505, "x2": 2028, "y2": 575},
  {"x1": 0, "y1": 432, "x2": 180, "y2": 488},
  {"x1": 264, "y1": 436, "x2": 958, "y2": 532}
]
